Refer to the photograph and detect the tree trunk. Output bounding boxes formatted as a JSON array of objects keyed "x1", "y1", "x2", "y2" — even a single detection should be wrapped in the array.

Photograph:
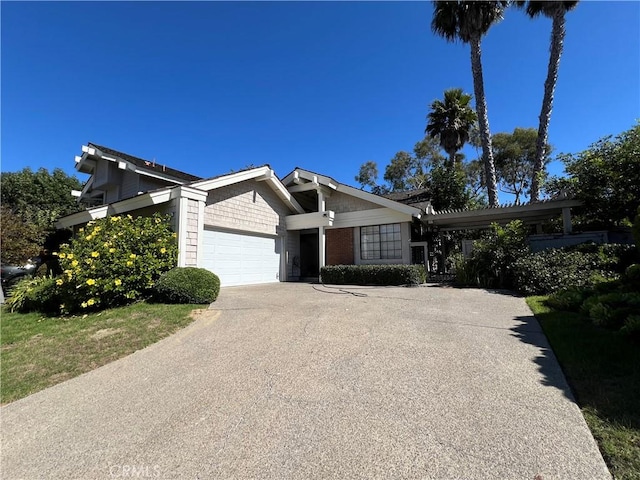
[
  {"x1": 448, "y1": 150, "x2": 456, "y2": 172},
  {"x1": 531, "y1": 9, "x2": 566, "y2": 202},
  {"x1": 470, "y1": 36, "x2": 499, "y2": 207}
]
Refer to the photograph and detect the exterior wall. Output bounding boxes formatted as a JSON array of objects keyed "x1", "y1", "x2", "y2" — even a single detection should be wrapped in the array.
[
  {"x1": 353, "y1": 222, "x2": 412, "y2": 265},
  {"x1": 286, "y1": 230, "x2": 301, "y2": 280},
  {"x1": 326, "y1": 191, "x2": 382, "y2": 214},
  {"x1": 204, "y1": 179, "x2": 288, "y2": 236},
  {"x1": 105, "y1": 186, "x2": 120, "y2": 204},
  {"x1": 326, "y1": 227, "x2": 354, "y2": 265},
  {"x1": 528, "y1": 231, "x2": 609, "y2": 253},
  {"x1": 121, "y1": 171, "x2": 140, "y2": 199},
  {"x1": 185, "y1": 198, "x2": 200, "y2": 267},
  {"x1": 139, "y1": 177, "x2": 172, "y2": 194}
]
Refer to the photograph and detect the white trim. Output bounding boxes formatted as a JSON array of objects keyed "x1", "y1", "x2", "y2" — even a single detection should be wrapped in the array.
[
  {"x1": 336, "y1": 183, "x2": 421, "y2": 216},
  {"x1": 131, "y1": 168, "x2": 185, "y2": 185},
  {"x1": 191, "y1": 166, "x2": 272, "y2": 190},
  {"x1": 286, "y1": 211, "x2": 335, "y2": 230},
  {"x1": 330, "y1": 208, "x2": 413, "y2": 229},
  {"x1": 177, "y1": 197, "x2": 189, "y2": 267}
]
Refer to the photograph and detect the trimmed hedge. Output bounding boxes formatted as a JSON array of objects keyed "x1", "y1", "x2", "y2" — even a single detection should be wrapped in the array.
[
  {"x1": 320, "y1": 264, "x2": 426, "y2": 286},
  {"x1": 153, "y1": 267, "x2": 221, "y2": 304}
]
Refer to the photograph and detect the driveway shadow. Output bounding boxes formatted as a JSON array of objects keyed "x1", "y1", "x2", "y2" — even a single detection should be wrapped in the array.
[{"x1": 510, "y1": 314, "x2": 575, "y2": 402}]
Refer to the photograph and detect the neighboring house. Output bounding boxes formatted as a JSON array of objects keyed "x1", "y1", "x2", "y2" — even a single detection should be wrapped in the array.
[{"x1": 57, "y1": 144, "x2": 423, "y2": 287}]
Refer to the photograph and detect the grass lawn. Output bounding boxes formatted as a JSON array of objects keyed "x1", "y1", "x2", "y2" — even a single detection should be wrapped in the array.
[
  {"x1": 1, "y1": 302, "x2": 200, "y2": 404},
  {"x1": 527, "y1": 296, "x2": 640, "y2": 480}
]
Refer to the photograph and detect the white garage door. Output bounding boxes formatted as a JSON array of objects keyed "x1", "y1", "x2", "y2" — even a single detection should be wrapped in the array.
[{"x1": 202, "y1": 229, "x2": 281, "y2": 287}]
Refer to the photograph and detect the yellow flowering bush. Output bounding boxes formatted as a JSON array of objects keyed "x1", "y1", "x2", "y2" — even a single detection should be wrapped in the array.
[{"x1": 51, "y1": 213, "x2": 178, "y2": 313}]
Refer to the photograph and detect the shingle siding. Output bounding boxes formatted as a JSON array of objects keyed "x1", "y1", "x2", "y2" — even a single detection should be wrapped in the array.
[
  {"x1": 204, "y1": 179, "x2": 288, "y2": 236},
  {"x1": 185, "y1": 198, "x2": 200, "y2": 267},
  {"x1": 326, "y1": 191, "x2": 382, "y2": 214}
]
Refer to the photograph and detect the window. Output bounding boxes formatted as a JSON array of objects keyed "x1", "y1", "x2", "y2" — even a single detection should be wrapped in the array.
[{"x1": 361, "y1": 224, "x2": 402, "y2": 260}]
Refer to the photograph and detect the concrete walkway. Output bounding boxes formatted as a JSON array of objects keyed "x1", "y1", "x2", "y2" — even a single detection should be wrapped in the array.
[{"x1": 1, "y1": 283, "x2": 610, "y2": 479}]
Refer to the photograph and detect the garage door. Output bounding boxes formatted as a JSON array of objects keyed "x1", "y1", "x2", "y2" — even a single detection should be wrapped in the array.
[{"x1": 202, "y1": 229, "x2": 281, "y2": 287}]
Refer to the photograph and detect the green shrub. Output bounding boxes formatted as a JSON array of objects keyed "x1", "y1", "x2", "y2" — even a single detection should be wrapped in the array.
[
  {"x1": 511, "y1": 243, "x2": 637, "y2": 296},
  {"x1": 5, "y1": 276, "x2": 59, "y2": 313},
  {"x1": 54, "y1": 213, "x2": 178, "y2": 313},
  {"x1": 320, "y1": 264, "x2": 426, "y2": 286},
  {"x1": 153, "y1": 267, "x2": 220, "y2": 304},
  {"x1": 586, "y1": 292, "x2": 640, "y2": 330},
  {"x1": 463, "y1": 220, "x2": 529, "y2": 289},
  {"x1": 546, "y1": 288, "x2": 587, "y2": 312},
  {"x1": 625, "y1": 264, "x2": 640, "y2": 285}
]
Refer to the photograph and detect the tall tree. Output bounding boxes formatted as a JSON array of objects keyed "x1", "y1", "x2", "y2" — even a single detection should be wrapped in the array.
[
  {"x1": 492, "y1": 127, "x2": 552, "y2": 203},
  {"x1": 426, "y1": 88, "x2": 477, "y2": 171},
  {"x1": 431, "y1": 0, "x2": 507, "y2": 207},
  {"x1": 518, "y1": 1, "x2": 578, "y2": 202}
]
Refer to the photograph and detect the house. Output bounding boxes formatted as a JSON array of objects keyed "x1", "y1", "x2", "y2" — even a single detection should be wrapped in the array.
[{"x1": 57, "y1": 144, "x2": 424, "y2": 287}]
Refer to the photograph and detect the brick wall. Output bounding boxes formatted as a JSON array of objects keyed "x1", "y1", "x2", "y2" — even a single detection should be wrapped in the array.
[
  {"x1": 326, "y1": 228, "x2": 354, "y2": 265},
  {"x1": 204, "y1": 179, "x2": 288, "y2": 236}
]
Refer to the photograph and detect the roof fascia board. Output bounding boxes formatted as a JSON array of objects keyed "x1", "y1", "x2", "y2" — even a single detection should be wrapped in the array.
[
  {"x1": 191, "y1": 166, "x2": 272, "y2": 191},
  {"x1": 264, "y1": 177, "x2": 305, "y2": 214},
  {"x1": 337, "y1": 184, "x2": 422, "y2": 217},
  {"x1": 293, "y1": 169, "x2": 338, "y2": 190},
  {"x1": 56, "y1": 187, "x2": 177, "y2": 229}
]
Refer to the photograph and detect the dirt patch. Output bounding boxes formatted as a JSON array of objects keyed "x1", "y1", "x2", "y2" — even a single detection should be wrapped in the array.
[{"x1": 90, "y1": 328, "x2": 122, "y2": 340}]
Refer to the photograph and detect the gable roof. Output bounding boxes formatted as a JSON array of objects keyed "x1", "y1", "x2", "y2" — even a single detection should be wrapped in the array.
[
  {"x1": 190, "y1": 165, "x2": 304, "y2": 214},
  {"x1": 281, "y1": 168, "x2": 422, "y2": 217},
  {"x1": 86, "y1": 143, "x2": 202, "y2": 183}
]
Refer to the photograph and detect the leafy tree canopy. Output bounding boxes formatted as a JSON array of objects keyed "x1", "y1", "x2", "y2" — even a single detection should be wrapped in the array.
[
  {"x1": 492, "y1": 127, "x2": 552, "y2": 203},
  {"x1": 546, "y1": 123, "x2": 640, "y2": 228},
  {"x1": 1, "y1": 167, "x2": 83, "y2": 229}
]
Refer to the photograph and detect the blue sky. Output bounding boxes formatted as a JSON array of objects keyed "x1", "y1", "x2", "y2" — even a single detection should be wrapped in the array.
[{"x1": 2, "y1": 1, "x2": 639, "y2": 202}]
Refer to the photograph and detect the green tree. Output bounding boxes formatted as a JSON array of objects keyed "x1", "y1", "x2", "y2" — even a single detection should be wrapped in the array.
[
  {"x1": 546, "y1": 124, "x2": 640, "y2": 228},
  {"x1": 431, "y1": 0, "x2": 507, "y2": 207},
  {"x1": 0, "y1": 205, "x2": 44, "y2": 264},
  {"x1": 517, "y1": 1, "x2": 579, "y2": 201},
  {"x1": 1, "y1": 167, "x2": 83, "y2": 229},
  {"x1": 426, "y1": 88, "x2": 477, "y2": 171},
  {"x1": 355, "y1": 161, "x2": 380, "y2": 192},
  {"x1": 492, "y1": 127, "x2": 552, "y2": 203}
]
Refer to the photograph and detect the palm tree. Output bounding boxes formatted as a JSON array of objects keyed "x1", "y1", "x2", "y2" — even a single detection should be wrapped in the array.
[
  {"x1": 426, "y1": 88, "x2": 477, "y2": 171},
  {"x1": 518, "y1": 1, "x2": 578, "y2": 202},
  {"x1": 431, "y1": 1, "x2": 508, "y2": 207}
]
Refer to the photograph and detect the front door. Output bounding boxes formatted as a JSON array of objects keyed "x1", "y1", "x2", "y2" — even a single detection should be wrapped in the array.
[{"x1": 299, "y1": 231, "x2": 319, "y2": 278}]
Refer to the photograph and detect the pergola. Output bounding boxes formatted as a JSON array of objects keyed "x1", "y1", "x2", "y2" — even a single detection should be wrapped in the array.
[{"x1": 421, "y1": 198, "x2": 583, "y2": 233}]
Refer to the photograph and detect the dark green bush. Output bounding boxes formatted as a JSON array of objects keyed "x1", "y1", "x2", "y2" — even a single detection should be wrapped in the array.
[
  {"x1": 511, "y1": 243, "x2": 637, "y2": 296},
  {"x1": 153, "y1": 267, "x2": 220, "y2": 304},
  {"x1": 621, "y1": 315, "x2": 640, "y2": 340},
  {"x1": 320, "y1": 264, "x2": 426, "y2": 286},
  {"x1": 625, "y1": 264, "x2": 640, "y2": 285},
  {"x1": 460, "y1": 220, "x2": 529, "y2": 289}
]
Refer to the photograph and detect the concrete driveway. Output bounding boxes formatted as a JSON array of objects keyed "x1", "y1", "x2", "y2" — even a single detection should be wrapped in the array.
[{"x1": 2, "y1": 283, "x2": 610, "y2": 479}]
